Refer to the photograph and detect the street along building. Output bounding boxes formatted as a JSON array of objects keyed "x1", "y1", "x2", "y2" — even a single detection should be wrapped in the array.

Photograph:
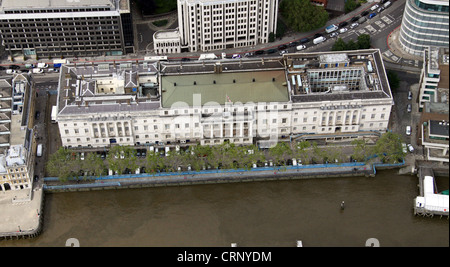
[
  {"x1": 0, "y1": 0, "x2": 135, "y2": 61},
  {"x1": 54, "y1": 49, "x2": 393, "y2": 149}
]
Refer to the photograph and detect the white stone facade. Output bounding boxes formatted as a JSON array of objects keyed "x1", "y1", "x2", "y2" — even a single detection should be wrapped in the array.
[{"x1": 56, "y1": 50, "x2": 393, "y2": 149}]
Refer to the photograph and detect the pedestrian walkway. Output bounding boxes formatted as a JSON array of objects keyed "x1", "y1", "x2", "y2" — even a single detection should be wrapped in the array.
[{"x1": 0, "y1": 188, "x2": 43, "y2": 239}]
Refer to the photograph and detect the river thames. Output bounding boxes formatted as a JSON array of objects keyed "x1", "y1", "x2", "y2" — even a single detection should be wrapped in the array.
[{"x1": 1, "y1": 169, "x2": 448, "y2": 247}]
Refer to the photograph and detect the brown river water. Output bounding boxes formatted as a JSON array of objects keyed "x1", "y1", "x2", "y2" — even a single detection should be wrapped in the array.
[{"x1": 1, "y1": 169, "x2": 448, "y2": 247}]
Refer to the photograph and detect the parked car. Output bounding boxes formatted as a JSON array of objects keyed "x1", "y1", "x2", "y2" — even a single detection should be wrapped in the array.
[
  {"x1": 407, "y1": 144, "x2": 414, "y2": 153},
  {"x1": 277, "y1": 44, "x2": 287, "y2": 50},
  {"x1": 279, "y1": 50, "x2": 288, "y2": 55},
  {"x1": 255, "y1": 50, "x2": 264, "y2": 55},
  {"x1": 361, "y1": 10, "x2": 370, "y2": 16},
  {"x1": 296, "y1": 45, "x2": 306, "y2": 51},
  {"x1": 329, "y1": 32, "x2": 339, "y2": 38},
  {"x1": 402, "y1": 143, "x2": 407, "y2": 154},
  {"x1": 350, "y1": 22, "x2": 359, "y2": 29},
  {"x1": 338, "y1": 21, "x2": 348, "y2": 28},
  {"x1": 369, "y1": 13, "x2": 377, "y2": 19},
  {"x1": 266, "y1": 48, "x2": 277, "y2": 54},
  {"x1": 289, "y1": 41, "x2": 299, "y2": 47},
  {"x1": 351, "y1": 16, "x2": 360, "y2": 23},
  {"x1": 407, "y1": 104, "x2": 412, "y2": 113},
  {"x1": 300, "y1": 38, "x2": 310, "y2": 44},
  {"x1": 406, "y1": 126, "x2": 411, "y2": 136},
  {"x1": 408, "y1": 91, "x2": 412, "y2": 100},
  {"x1": 339, "y1": 27, "x2": 348, "y2": 33}
]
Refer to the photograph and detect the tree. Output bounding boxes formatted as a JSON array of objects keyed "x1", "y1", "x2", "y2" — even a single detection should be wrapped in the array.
[
  {"x1": 387, "y1": 70, "x2": 400, "y2": 90},
  {"x1": 46, "y1": 147, "x2": 73, "y2": 181},
  {"x1": 293, "y1": 140, "x2": 311, "y2": 163},
  {"x1": 269, "y1": 142, "x2": 292, "y2": 166},
  {"x1": 345, "y1": 0, "x2": 361, "y2": 13},
  {"x1": 357, "y1": 34, "x2": 371, "y2": 49},
  {"x1": 372, "y1": 132, "x2": 404, "y2": 164},
  {"x1": 280, "y1": 0, "x2": 329, "y2": 32},
  {"x1": 268, "y1": 32, "x2": 275, "y2": 43},
  {"x1": 332, "y1": 38, "x2": 347, "y2": 51},
  {"x1": 346, "y1": 40, "x2": 359, "y2": 51},
  {"x1": 351, "y1": 139, "x2": 371, "y2": 162}
]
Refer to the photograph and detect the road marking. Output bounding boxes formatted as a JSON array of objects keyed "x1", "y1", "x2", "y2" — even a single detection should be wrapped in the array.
[
  {"x1": 374, "y1": 20, "x2": 386, "y2": 29},
  {"x1": 391, "y1": 55, "x2": 401, "y2": 63},
  {"x1": 383, "y1": 50, "x2": 393, "y2": 57},
  {"x1": 365, "y1": 25, "x2": 377, "y2": 34},
  {"x1": 381, "y1": 16, "x2": 393, "y2": 24}
]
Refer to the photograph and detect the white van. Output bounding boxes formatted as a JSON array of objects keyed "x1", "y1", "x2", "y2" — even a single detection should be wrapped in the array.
[
  {"x1": 383, "y1": 1, "x2": 391, "y2": 8},
  {"x1": 37, "y1": 63, "x2": 48, "y2": 68},
  {"x1": 32, "y1": 68, "x2": 43, "y2": 73},
  {"x1": 36, "y1": 144, "x2": 43, "y2": 157},
  {"x1": 6, "y1": 69, "x2": 15, "y2": 74},
  {"x1": 313, "y1": 36, "x2": 326, "y2": 45}
]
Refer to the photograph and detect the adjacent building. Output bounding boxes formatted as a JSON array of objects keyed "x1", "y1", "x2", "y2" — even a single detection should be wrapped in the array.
[
  {"x1": 399, "y1": 0, "x2": 449, "y2": 56},
  {"x1": 0, "y1": 73, "x2": 36, "y2": 191},
  {"x1": 0, "y1": 0, "x2": 135, "y2": 60},
  {"x1": 418, "y1": 46, "x2": 449, "y2": 162},
  {"x1": 154, "y1": 0, "x2": 278, "y2": 54},
  {"x1": 54, "y1": 49, "x2": 393, "y2": 149}
]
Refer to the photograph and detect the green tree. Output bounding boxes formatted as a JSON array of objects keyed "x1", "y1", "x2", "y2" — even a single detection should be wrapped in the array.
[
  {"x1": 346, "y1": 39, "x2": 359, "y2": 51},
  {"x1": 332, "y1": 38, "x2": 347, "y2": 51},
  {"x1": 387, "y1": 70, "x2": 400, "y2": 90},
  {"x1": 280, "y1": 0, "x2": 329, "y2": 32},
  {"x1": 293, "y1": 140, "x2": 311, "y2": 163},
  {"x1": 351, "y1": 139, "x2": 371, "y2": 162},
  {"x1": 373, "y1": 132, "x2": 404, "y2": 163},
  {"x1": 46, "y1": 147, "x2": 73, "y2": 181},
  {"x1": 357, "y1": 34, "x2": 371, "y2": 49},
  {"x1": 269, "y1": 142, "x2": 292, "y2": 166},
  {"x1": 345, "y1": 0, "x2": 361, "y2": 13},
  {"x1": 268, "y1": 32, "x2": 276, "y2": 43}
]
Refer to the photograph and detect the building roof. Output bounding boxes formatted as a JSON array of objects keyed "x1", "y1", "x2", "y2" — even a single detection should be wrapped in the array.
[
  {"x1": 57, "y1": 49, "x2": 393, "y2": 117},
  {"x1": 161, "y1": 70, "x2": 288, "y2": 108},
  {"x1": 429, "y1": 120, "x2": 449, "y2": 137}
]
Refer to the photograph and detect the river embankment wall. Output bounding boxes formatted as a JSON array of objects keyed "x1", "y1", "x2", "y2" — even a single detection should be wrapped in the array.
[{"x1": 43, "y1": 161, "x2": 406, "y2": 193}]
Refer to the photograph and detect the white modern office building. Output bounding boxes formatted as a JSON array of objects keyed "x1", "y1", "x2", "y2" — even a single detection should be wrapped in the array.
[
  {"x1": 154, "y1": 0, "x2": 278, "y2": 54},
  {"x1": 399, "y1": 0, "x2": 449, "y2": 56},
  {"x1": 54, "y1": 49, "x2": 393, "y2": 149}
]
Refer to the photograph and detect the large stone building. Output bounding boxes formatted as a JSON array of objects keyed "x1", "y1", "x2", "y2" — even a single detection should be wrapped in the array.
[
  {"x1": 399, "y1": 0, "x2": 449, "y2": 56},
  {"x1": 0, "y1": 74, "x2": 36, "y2": 191},
  {"x1": 54, "y1": 49, "x2": 393, "y2": 150},
  {"x1": 0, "y1": 0, "x2": 134, "y2": 60},
  {"x1": 154, "y1": 0, "x2": 278, "y2": 54}
]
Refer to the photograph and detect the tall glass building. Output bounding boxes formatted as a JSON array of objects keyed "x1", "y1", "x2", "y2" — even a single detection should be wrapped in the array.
[{"x1": 399, "y1": 0, "x2": 449, "y2": 56}]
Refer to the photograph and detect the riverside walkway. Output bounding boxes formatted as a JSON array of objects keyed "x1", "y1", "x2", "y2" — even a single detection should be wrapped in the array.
[
  {"x1": 42, "y1": 160, "x2": 403, "y2": 193},
  {"x1": 0, "y1": 188, "x2": 44, "y2": 240}
]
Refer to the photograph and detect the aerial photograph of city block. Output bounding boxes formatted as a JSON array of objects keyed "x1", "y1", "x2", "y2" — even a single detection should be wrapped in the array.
[{"x1": 0, "y1": 0, "x2": 448, "y2": 252}]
